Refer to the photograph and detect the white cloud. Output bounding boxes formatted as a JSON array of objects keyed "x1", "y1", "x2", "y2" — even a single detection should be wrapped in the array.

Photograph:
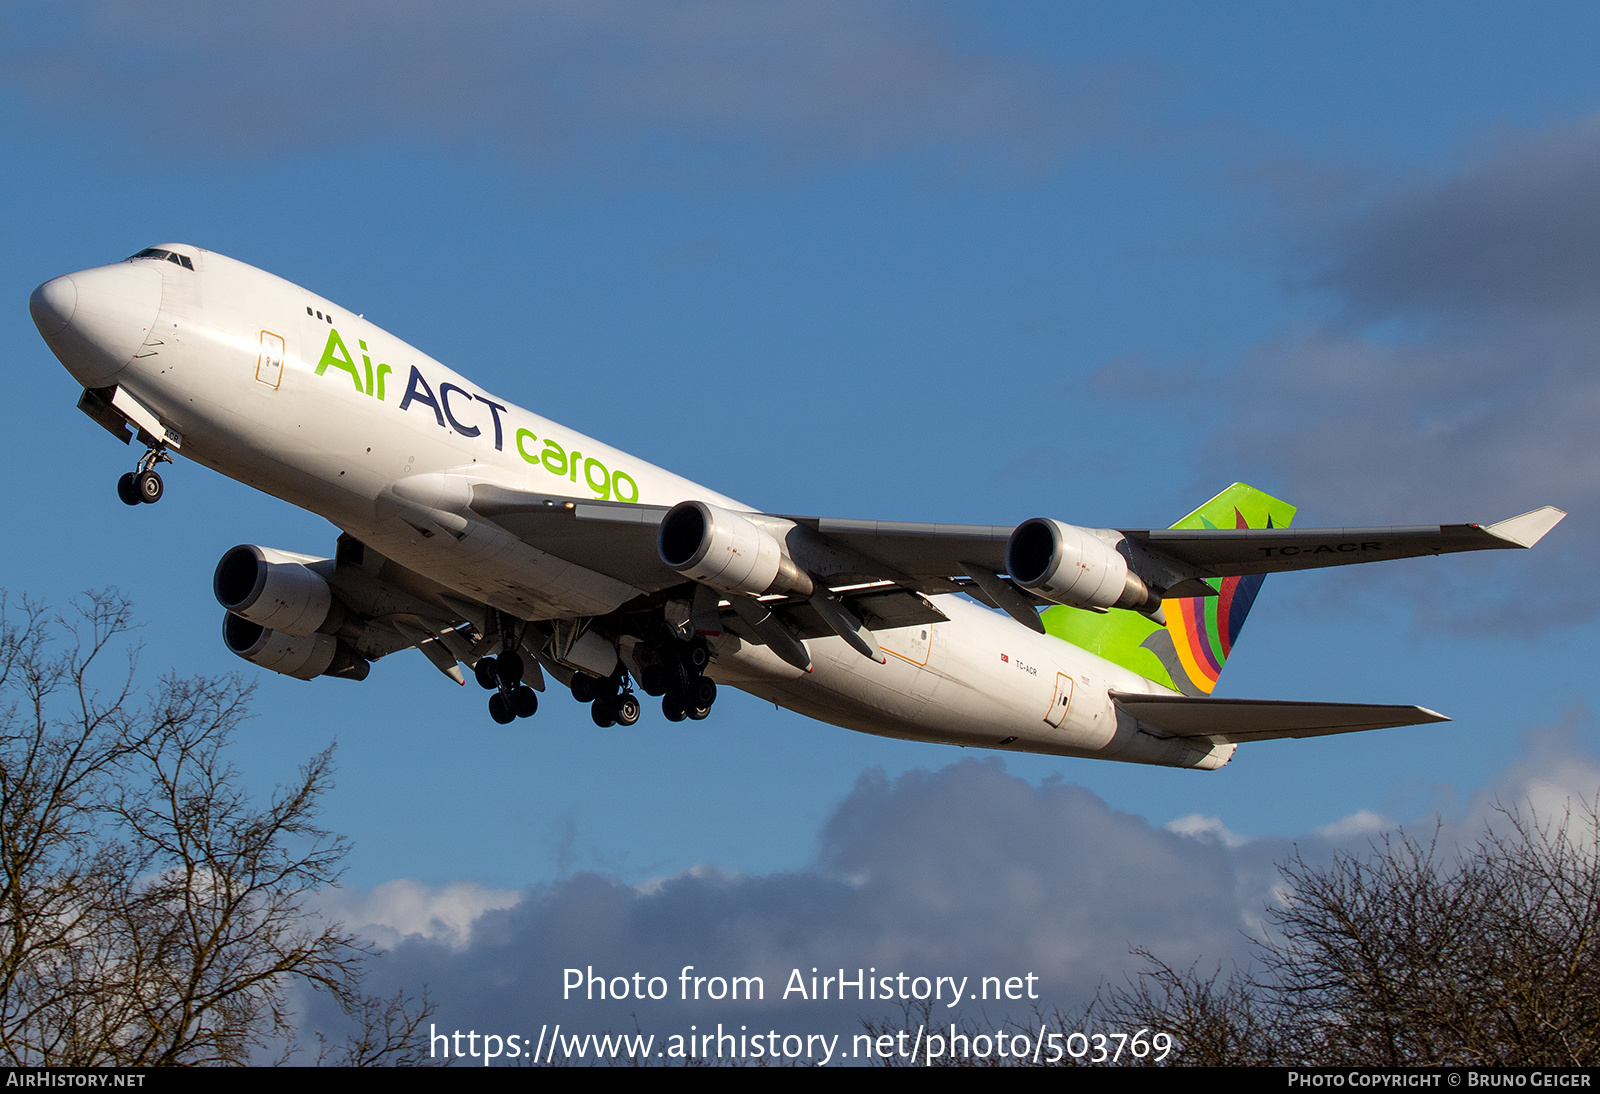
[
  {"x1": 319, "y1": 879, "x2": 518, "y2": 951},
  {"x1": 302, "y1": 729, "x2": 1600, "y2": 1046},
  {"x1": 1165, "y1": 813, "x2": 1251, "y2": 848},
  {"x1": 304, "y1": 762, "x2": 1266, "y2": 1037},
  {"x1": 1313, "y1": 809, "x2": 1392, "y2": 841}
]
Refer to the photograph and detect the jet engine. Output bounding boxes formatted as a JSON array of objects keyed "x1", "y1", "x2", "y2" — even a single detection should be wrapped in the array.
[
  {"x1": 213, "y1": 544, "x2": 343, "y2": 637},
  {"x1": 658, "y1": 501, "x2": 812, "y2": 598},
  {"x1": 222, "y1": 612, "x2": 369, "y2": 681},
  {"x1": 1006, "y1": 518, "x2": 1162, "y2": 614}
]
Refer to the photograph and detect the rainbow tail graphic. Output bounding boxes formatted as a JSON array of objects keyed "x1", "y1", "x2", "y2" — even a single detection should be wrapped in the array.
[{"x1": 1039, "y1": 483, "x2": 1297, "y2": 695}]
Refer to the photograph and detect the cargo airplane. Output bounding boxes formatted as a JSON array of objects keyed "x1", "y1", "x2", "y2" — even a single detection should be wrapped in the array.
[{"x1": 27, "y1": 245, "x2": 1565, "y2": 769}]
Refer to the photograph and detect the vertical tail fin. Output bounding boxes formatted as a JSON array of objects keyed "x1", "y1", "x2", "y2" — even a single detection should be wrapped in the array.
[{"x1": 1040, "y1": 483, "x2": 1296, "y2": 695}]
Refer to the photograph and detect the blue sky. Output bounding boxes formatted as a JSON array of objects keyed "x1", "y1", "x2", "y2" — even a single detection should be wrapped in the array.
[{"x1": 5, "y1": 0, "x2": 1600, "y2": 1054}]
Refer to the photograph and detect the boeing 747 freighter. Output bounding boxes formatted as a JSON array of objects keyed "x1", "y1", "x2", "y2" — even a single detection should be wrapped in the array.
[{"x1": 27, "y1": 244, "x2": 1564, "y2": 768}]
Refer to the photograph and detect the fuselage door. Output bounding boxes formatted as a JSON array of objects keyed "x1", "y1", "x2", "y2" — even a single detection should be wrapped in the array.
[
  {"x1": 1045, "y1": 672, "x2": 1074, "y2": 728},
  {"x1": 256, "y1": 330, "x2": 285, "y2": 389}
]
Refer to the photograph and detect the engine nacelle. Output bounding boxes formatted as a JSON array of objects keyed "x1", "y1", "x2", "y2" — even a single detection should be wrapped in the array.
[
  {"x1": 658, "y1": 501, "x2": 812, "y2": 598},
  {"x1": 213, "y1": 544, "x2": 341, "y2": 637},
  {"x1": 1006, "y1": 518, "x2": 1160, "y2": 613},
  {"x1": 222, "y1": 612, "x2": 369, "y2": 681}
]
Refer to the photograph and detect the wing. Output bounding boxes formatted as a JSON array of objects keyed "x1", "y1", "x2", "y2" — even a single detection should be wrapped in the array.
[
  {"x1": 457, "y1": 480, "x2": 1561, "y2": 666},
  {"x1": 1110, "y1": 691, "x2": 1449, "y2": 745},
  {"x1": 1124, "y1": 506, "x2": 1567, "y2": 578},
  {"x1": 779, "y1": 516, "x2": 1014, "y2": 590},
  {"x1": 786, "y1": 506, "x2": 1565, "y2": 595},
  {"x1": 469, "y1": 485, "x2": 681, "y2": 591},
  {"x1": 465, "y1": 487, "x2": 1019, "y2": 595},
  {"x1": 469, "y1": 479, "x2": 1562, "y2": 594}
]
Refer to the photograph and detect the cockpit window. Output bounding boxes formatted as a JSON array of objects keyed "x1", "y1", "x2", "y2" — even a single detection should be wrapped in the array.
[{"x1": 128, "y1": 248, "x2": 194, "y2": 270}]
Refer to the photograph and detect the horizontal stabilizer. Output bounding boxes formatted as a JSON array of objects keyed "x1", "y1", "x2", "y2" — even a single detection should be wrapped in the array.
[{"x1": 1110, "y1": 690, "x2": 1448, "y2": 744}]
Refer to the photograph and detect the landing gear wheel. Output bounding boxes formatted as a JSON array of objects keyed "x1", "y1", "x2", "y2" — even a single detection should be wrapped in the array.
[
  {"x1": 510, "y1": 685, "x2": 538, "y2": 718},
  {"x1": 134, "y1": 470, "x2": 163, "y2": 504},
  {"x1": 495, "y1": 650, "x2": 524, "y2": 687},
  {"x1": 615, "y1": 693, "x2": 640, "y2": 726},
  {"x1": 488, "y1": 692, "x2": 515, "y2": 724},
  {"x1": 473, "y1": 657, "x2": 499, "y2": 690},
  {"x1": 688, "y1": 702, "x2": 712, "y2": 721},
  {"x1": 591, "y1": 699, "x2": 618, "y2": 728},
  {"x1": 690, "y1": 677, "x2": 717, "y2": 710},
  {"x1": 686, "y1": 639, "x2": 710, "y2": 672},
  {"x1": 662, "y1": 695, "x2": 687, "y2": 722},
  {"x1": 570, "y1": 675, "x2": 596, "y2": 703},
  {"x1": 640, "y1": 665, "x2": 667, "y2": 697},
  {"x1": 117, "y1": 473, "x2": 141, "y2": 506}
]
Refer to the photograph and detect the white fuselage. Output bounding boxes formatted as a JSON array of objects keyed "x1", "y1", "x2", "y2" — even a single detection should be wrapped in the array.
[{"x1": 35, "y1": 246, "x2": 1226, "y2": 770}]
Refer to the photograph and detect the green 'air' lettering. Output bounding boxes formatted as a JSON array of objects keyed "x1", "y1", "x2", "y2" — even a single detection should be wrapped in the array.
[{"x1": 315, "y1": 329, "x2": 364, "y2": 393}]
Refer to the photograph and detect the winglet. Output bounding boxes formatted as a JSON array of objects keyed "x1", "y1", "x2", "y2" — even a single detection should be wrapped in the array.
[{"x1": 1486, "y1": 506, "x2": 1566, "y2": 548}]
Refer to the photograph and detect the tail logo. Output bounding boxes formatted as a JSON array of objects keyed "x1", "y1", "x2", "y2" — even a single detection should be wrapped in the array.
[
  {"x1": 1040, "y1": 482, "x2": 1296, "y2": 696},
  {"x1": 1145, "y1": 510, "x2": 1268, "y2": 696}
]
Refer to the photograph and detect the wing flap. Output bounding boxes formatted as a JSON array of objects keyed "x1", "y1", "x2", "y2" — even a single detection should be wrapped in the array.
[
  {"x1": 1110, "y1": 690, "x2": 1449, "y2": 744},
  {"x1": 468, "y1": 484, "x2": 681, "y2": 591},
  {"x1": 748, "y1": 586, "x2": 950, "y2": 641}
]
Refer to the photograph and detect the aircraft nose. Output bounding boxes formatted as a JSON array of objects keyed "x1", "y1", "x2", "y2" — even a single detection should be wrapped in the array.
[
  {"x1": 29, "y1": 263, "x2": 163, "y2": 387},
  {"x1": 29, "y1": 276, "x2": 76, "y2": 337}
]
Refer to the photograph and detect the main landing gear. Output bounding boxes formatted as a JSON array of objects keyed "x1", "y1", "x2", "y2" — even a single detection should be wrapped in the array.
[
  {"x1": 474, "y1": 612, "x2": 539, "y2": 725},
  {"x1": 636, "y1": 636, "x2": 716, "y2": 723},
  {"x1": 567, "y1": 635, "x2": 717, "y2": 727},
  {"x1": 471, "y1": 620, "x2": 720, "y2": 728},
  {"x1": 571, "y1": 670, "x2": 641, "y2": 728},
  {"x1": 117, "y1": 443, "x2": 172, "y2": 506}
]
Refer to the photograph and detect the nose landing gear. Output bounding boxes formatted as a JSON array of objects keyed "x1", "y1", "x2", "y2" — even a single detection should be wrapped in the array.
[{"x1": 117, "y1": 443, "x2": 172, "y2": 506}]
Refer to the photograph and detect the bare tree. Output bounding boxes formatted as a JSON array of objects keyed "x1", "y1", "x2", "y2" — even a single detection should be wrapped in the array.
[
  {"x1": 859, "y1": 799, "x2": 1600, "y2": 1067},
  {"x1": 1081, "y1": 952, "x2": 1283, "y2": 1066},
  {"x1": 1083, "y1": 805, "x2": 1600, "y2": 1067},
  {"x1": 0, "y1": 591, "x2": 427, "y2": 1065}
]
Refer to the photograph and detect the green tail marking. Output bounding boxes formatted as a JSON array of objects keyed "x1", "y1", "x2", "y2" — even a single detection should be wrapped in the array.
[{"x1": 1040, "y1": 483, "x2": 1297, "y2": 695}]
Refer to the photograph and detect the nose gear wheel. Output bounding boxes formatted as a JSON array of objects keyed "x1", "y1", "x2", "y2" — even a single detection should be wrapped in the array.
[{"x1": 117, "y1": 442, "x2": 172, "y2": 506}]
